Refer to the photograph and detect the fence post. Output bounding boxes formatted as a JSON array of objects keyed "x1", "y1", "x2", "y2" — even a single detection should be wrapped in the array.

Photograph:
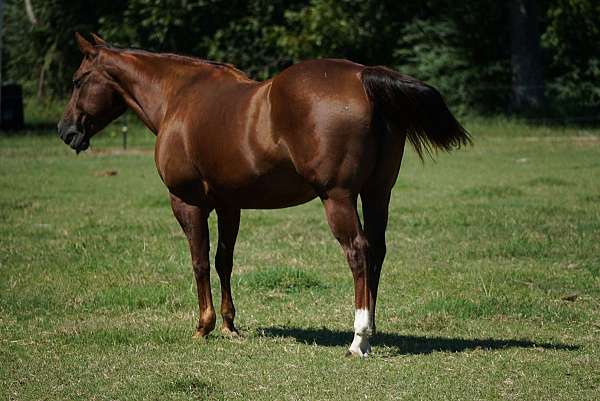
[
  {"x1": 0, "y1": 0, "x2": 5, "y2": 128},
  {"x1": 122, "y1": 115, "x2": 128, "y2": 150}
]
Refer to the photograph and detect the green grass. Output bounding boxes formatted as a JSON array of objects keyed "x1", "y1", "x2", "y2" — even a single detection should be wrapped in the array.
[{"x1": 1, "y1": 118, "x2": 599, "y2": 400}]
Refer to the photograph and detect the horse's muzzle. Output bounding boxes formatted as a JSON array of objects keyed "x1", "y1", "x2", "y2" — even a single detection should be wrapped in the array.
[{"x1": 58, "y1": 122, "x2": 89, "y2": 153}]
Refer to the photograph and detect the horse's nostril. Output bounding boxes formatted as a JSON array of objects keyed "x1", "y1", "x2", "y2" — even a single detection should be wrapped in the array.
[{"x1": 64, "y1": 131, "x2": 77, "y2": 143}]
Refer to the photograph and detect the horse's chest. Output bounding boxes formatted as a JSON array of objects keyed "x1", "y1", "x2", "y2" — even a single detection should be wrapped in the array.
[
  {"x1": 154, "y1": 133, "x2": 206, "y2": 199},
  {"x1": 154, "y1": 134, "x2": 252, "y2": 205}
]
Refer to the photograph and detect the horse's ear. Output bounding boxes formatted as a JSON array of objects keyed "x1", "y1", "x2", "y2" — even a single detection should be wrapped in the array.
[
  {"x1": 75, "y1": 32, "x2": 97, "y2": 57},
  {"x1": 90, "y1": 33, "x2": 108, "y2": 47}
]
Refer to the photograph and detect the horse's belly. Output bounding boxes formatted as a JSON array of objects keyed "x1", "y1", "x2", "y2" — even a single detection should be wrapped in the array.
[{"x1": 208, "y1": 168, "x2": 318, "y2": 209}]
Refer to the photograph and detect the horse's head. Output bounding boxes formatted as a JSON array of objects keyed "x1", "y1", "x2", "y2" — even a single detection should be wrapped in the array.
[{"x1": 58, "y1": 33, "x2": 127, "y2": 153}]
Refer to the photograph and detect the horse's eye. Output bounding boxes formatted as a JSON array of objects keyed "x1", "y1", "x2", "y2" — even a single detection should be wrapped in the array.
[{"x1": 73, "y1": 79, "x2": 81, "y2": 88}]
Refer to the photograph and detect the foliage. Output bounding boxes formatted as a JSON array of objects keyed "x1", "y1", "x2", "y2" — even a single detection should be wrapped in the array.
[
  {"x1": 1, "y1": 0, "x2": 598, "y2": 115},
  {"x1": 542, "y1": 0, "x2": 600, "y2": 108},
  {"x1": 394, "y1": 19, "x2": 509, "y2": 114},
  {"x1": 3, "y1": 0, "x2": 126, "y2": 97},
  {"x1": 278, "y1": 0, "x2": 370, "y2": 62},
  {"x1": 206, "y1": 0, "x2": 298, "y2": 79}
]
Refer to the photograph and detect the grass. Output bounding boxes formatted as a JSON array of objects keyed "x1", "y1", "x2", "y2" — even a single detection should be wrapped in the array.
[{"x1": 1, "y1": 117, "x2": 599, "y2": 400}]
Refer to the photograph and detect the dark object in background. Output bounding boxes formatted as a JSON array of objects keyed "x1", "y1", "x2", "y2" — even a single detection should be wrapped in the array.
[{"x1": 1, "y1": 84, "x2": 25, "y2": 130}]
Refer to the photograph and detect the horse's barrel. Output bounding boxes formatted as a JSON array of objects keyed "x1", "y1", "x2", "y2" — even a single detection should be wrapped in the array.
[{"x1": 1, "y1": 83, "x2": 24, "y2": 130}]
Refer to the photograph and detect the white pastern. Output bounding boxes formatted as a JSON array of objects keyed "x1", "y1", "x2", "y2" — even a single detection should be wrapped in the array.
[{"x1": 349, "y1": 308, "x2": 372, "y2": 357}]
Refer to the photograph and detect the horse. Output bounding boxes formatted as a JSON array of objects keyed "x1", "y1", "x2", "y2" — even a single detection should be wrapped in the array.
[{"x1": 58, "y1": 33, "x2": 470, "y2": 357}]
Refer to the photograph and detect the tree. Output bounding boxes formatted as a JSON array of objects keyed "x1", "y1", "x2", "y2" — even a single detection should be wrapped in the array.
[
  {"x1": 509, "y1": 0, "x2": 545, "y2": 112},
  {"x1": 2, "y1": 0, "x2": 598, "y2": 117},
  {"x1": 542, "y1": 0, "x2": 600, "y2": 110},
  {"x1": 4, "y1": 0, "x2": 127, "y2": 97}
]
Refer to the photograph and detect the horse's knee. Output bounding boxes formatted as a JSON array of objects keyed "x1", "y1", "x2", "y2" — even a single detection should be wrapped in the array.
[
  {"x1": 192, "y1": 260, "x2": 210, "y2": 277},
  {"x1": 352, "y1": 235, "x2": 369, "y2": 251}
]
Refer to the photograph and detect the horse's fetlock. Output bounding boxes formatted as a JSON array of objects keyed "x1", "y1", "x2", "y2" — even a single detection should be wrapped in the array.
[{"x1": 200, "y1": 311, "x2": 216, "y2": 329}]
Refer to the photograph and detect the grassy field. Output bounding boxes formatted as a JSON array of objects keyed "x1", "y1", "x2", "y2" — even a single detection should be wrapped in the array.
[{"x1": 1, "y1": 118, "x2": 599, "y2": 400}]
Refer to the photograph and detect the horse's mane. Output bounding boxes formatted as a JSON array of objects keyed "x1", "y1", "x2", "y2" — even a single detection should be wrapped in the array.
[{"x1": 98, "y1": 45, "x2": 249, "y2": 79}]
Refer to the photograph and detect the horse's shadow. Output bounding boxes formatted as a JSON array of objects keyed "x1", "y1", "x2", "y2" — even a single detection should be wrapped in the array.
[{"x1": 258, "y1": 326, "x2": 578, "y2": 356}]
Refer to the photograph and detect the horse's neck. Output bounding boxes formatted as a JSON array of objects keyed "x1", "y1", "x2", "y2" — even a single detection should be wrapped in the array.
[
  {"x1": 103, "y1": 53, "x2": 169, "y2": 134},
  {"x1": 106, "y1": 51, "x2": 246, "y2": 135},
  {"x1": 106, "y1": 52, "x2": 199, "y2": 134}
]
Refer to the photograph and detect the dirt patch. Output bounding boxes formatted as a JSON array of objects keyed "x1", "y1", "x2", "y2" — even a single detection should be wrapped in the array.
[
  {"x1": 93, "y1": 170, "x2": 118, "y2": 177},
  {"x1": 89, "y1": 147, "x2": 153, "y2": 156}
]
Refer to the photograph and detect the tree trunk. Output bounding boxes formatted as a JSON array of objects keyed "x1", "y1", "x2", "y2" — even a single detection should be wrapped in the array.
[
  {"x1": 24, "y1": 0, "x2": 38, "y2": 25},
  {"x1": 509, "y1": 0, "x2": 545, "y2": 112}
]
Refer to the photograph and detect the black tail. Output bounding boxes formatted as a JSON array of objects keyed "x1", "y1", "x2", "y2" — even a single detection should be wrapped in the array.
[{"x1": 361, "y1": 66, "x2": 471, "y2": 160}]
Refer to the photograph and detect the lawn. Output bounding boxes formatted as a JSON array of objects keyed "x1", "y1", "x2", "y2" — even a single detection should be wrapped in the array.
[{"x1": 1, "y1": 118, "x2": 599, "y2": 400}]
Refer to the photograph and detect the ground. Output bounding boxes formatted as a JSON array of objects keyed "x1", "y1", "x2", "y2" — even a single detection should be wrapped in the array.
[{"x1": 1, "y1": 118, "x2": 599, "y2": 400}]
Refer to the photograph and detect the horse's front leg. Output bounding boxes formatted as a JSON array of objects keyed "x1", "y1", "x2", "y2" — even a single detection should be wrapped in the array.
[
  {"x1": 322, "y1": 192, "x2": 373, "y2": 357},
  {"x1": 169, "y1": 194, "x2": 216, "y2": 337},
  {"x1": 215, "y1": 207, "x2": 241, "y2": 336}
]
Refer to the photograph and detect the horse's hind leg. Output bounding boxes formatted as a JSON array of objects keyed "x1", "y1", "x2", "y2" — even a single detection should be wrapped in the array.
[
  {"x1": 322, "y1": 190, "x2": 372, "y2": 357},
  {"x1": 361, "y1": 128, "x2": 406, "y2": 335},
  {"x1": 361, "y1": 190, "x2": 392, "y2": 336},
  {"x1": 169, "y1": 194, "x2": 216, "y2": 337},
  {"x1": 215, "y1": 207, "x2": 240, "y2": 336}
]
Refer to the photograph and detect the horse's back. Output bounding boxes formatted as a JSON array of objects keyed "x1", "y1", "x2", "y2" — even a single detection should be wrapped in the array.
[{"x1": 271, "y1": 59, "x2": 369, "y2": 116}]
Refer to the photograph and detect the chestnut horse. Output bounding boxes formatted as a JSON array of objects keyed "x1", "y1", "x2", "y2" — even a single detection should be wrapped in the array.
[{"x1": 58, "y1": 33, "x2": 470, "y2": 357}]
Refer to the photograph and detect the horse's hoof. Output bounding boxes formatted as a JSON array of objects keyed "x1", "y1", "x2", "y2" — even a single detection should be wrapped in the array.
[
  {"x1": 348, "y1": 334, "x2": 371, "y2": 357},
  {"x1": 192, "y1": 328, "x2": 212, "y2": 339},
  {"x1": 345, "y1": 350, "x2": 369, "y2": 358},
  {"x1": 220, "y1": 326, "x2": 240, "y2": 338}
]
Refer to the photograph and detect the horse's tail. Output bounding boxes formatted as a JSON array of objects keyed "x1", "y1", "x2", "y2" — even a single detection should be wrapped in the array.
[{"x1": 361, "y1": 66, "x2": 471, "y2": 159}]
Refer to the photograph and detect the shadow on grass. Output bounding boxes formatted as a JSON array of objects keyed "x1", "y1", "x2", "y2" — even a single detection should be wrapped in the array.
[{"x1": 259, "y1": 326, "x2": 578, "y2": 355}]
